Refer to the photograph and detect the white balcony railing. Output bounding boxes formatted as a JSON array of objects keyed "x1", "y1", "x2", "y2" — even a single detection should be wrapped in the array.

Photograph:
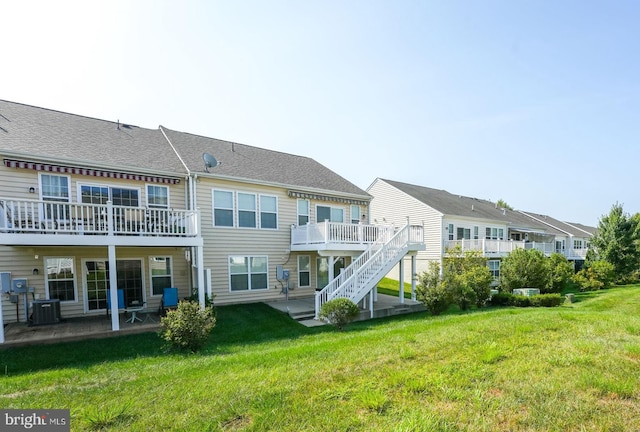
[
  {"x1": 291, "y1": 222, "x2": 393, "y2": 247},
  {"x1": 444, "y1": 239, "x2": 584, "y2": 258},
  {"x1": 0, "y1": 198, "x2": 198, "y2": 237}
]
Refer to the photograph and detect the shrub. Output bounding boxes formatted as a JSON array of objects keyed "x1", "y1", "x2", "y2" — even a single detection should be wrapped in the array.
[
  {"x1": 500, "y1": 248, "x2": 550, "y2": 291},
  {"x1": 529, "y1": 293, "x2": 563, "y2": 307},
  {"x1": 547, "y1": 253, "x2": 574, "y2": 293},
  {"x1": 159, "y1": 300, "x2": 216, "y2": 352},
  {"x1": 416, "y1": 262, "x2": 451, "y2": 315},
  {"x1": 573, "y1": 260, "x2": 616, "y2": 291},
  {"x1": 511, "y1": 295, "x2": 531, "y2": 307},
  {"x1": 489, "y1": 292, "x2": 514, "y2": 306},
  {"x1": 319, "y1": 298, "x2": 360, "y2": 331}
]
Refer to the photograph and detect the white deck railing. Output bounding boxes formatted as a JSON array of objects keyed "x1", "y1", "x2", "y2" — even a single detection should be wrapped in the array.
[
  {"x1": 444, "y1": 239, "x2": 586, "y2": 259},
  {"x1": 291, "y1": 222, "x2": 392, "y2": 246},
  {"x1": 0, "y1": 198, "x2": 198, "y2": 237},
  {"x1": 315, "y1": 223, "x2": 423, "y2": 318}
]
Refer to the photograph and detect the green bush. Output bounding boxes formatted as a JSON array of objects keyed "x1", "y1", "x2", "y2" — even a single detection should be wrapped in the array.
[
  {"x1": 573, "y1": 260, "x2": 616, "y2": 291},
  {"x1": 319, "y1": 298, "x2": 360, "y2": 331},
  {"x1": 416, "y1": 262, "x2": 451, "y2": 315},
  {"x1": 547, "y1": 253, "x2": 574, "y2": 293},
  {"x1": 529, "y1": 293, "x2": 563, "y2": 307},
  {"x1": 159, "y1": 300, "x2": 216, "y2": 352},
  {"x1": 511, "y1": 295, "x2": 531, "y2": 307},
  {"x1": 489, "y1": 292, "x2": 514, "y2": 306},
  {"x1": 500, "y1": 248, "x2": 549, "y2": 292}
]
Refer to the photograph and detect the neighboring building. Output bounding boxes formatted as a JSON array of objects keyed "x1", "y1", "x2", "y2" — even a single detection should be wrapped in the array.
[
  {"x1": 0, "y1": 101, "x2": 423, "y2": 343},
  {"x1": 367, "y1": 178, "x2": 595, "y2": 281}
]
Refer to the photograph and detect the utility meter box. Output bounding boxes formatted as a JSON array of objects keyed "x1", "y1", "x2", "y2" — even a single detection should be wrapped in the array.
[
  {"x1": 0, "y1": 272, "x2": 11, "y2": 293},
  {"x1": 12, "y1": 278, "x2": 28, "y2": 293}
]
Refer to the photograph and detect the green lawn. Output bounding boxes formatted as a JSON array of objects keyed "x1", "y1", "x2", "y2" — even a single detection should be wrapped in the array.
[{"x1": 2, "y1": 286, "x2": 640, "y2": 431}]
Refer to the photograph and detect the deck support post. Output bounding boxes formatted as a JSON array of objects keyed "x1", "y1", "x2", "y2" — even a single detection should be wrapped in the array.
[
  {"x1": 411, "y1": 254, "x2": 417, "y2": 301},
  {"x1": 398, "y1": 257, "x2": 405, "y2": 304},
  {"x1": 108, "y1": 244, "x2": 120, "y2": 332},
  {"x1": 0, "y1": 286, "x2": 4, "y2": 343},
  {"x1": 196, "y1": 245, "x2": 206, "y2": 308}
]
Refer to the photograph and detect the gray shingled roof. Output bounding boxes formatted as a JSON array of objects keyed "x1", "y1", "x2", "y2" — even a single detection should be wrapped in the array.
[
  {"x1": 0, "y1": 100, "x2": 370, "y2": 198},
  {"x1": 519, "y1": 211, "x2": 595, "y2": 237},
  {"x1": 162, "y1": 127, "x2": 370, "y2": 198},
  {"x1": 379, "y1": 178, "x2": 565, "y2": 234},
  {"x1": 0, "y1": 100, "x2": 185, "y2": 174},
  {"x1": 565, "y1": 222, "x2": 597, "y2": 236}
]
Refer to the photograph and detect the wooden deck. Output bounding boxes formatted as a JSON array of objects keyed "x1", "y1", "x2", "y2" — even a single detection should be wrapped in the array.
[{"x1": 2, "y1": 312, "x2": 161, "y2": 348}]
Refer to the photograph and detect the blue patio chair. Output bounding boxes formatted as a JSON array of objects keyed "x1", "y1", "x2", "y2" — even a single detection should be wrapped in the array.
[
  {"x1": 106, "y1": 289, "x2": 125, "y2": 316},
  {"x1": 159, "y1": 287, "x2": 179, "y2": 315}
]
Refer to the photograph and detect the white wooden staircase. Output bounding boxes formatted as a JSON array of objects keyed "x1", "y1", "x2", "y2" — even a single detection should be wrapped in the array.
[{"x1": 314, "y1": 221, "x2": 424, "y2": 319}]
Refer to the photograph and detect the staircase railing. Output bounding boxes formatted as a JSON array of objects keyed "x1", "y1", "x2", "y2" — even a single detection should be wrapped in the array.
[{"x1": 315, "y1": 222, "x2": 418, "y2": 318}]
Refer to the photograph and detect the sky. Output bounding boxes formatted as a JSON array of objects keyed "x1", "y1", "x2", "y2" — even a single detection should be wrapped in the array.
[{"x1": 2, "y1": 0, "x2": 639, "y2": 226}]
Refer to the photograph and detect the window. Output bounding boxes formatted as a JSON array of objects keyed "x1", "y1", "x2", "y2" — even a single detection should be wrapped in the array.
[
  {"x1": 448, "y1": 224, "x2": 454, "y2": 241},
  {"x1": 45, "y1": 257, "x2": 76, "y2": 302},
  {"x1": 213, "y1": 190, "x2": 234, "y2": 227},
  {"x1": 350, "y1": 205, "x2": 361, "y2": 224},
  {"x1": 456, "y1": 227, "x2": 471, "y2": 240},
  {"x1": 238, "y1": 193, "x2": 257, "y2": 228},
  {"x1": 260, "y1": 195, "x2": 277, "y2": 229},
  {"x1": 474, "y1": 226, "x2": 479, "y2": 240},
  {"x1": 317, "y1": 205, "x2": 344, "y2": 223},
  {"x1": 40, "y1": 174, "x2": 70, "y2": 220},
  {"x1": 574, "y1": 240, "x2": 583, "y2": 249},
  {"x1": 488, "y1": 260, "x2": 500, "y2": 279},
  {"x1": 147, "y1": 185, "x2": 169, "y2": 208},
  {"x1": 485, "y1": 227, "x2": 504, "y2": 240},
  {"x1": 297, "y1": 199, "x2": 310, "y2": 225},
  {"x1": 79, "y1": 184, "x2": 139, "y2": 207},
  {"x1": 316, "y1": 256, "x2": 346, "y2": 289},
  {"x1": 84, "y1": 259, "x2": 143, "y2": 310},
  {"x1": 150, "y1": 257, "x2": 172, "y2": 296},
  {"x1": 298, "y1": 255, "x2": 310, "y2": 287},
  {"x1": 229, "y1": 256, "x2": 268, "y2": 291}
]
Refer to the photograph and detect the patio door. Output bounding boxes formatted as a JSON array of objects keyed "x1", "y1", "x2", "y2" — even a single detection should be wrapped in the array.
[
  {"x1": 84, "y1": 259, "x2": 144, "y2": 311},
  {"x1": 316, "y1": 257, "x2": 346, "y2": 289}
]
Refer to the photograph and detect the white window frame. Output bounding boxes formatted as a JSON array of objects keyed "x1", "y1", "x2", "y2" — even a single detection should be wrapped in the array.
[
  {"x1": 228, "y1": 255, "x2": 269, "y2": 291},
  {"x1": 259, "y1": 194, "x2": 278, "y2": 230},
  {"x1": 574, "y1": 239, "x2": 583, "y2": 249},
  {"x1": 448, "y1": 224, "x2": 454, "y2": 241},
  {"x1": 237, "y1": 192, "x2": 257, "y2": 229},
  {"x1": 350, "y1": 205, "x2": 361, "y2": 224},
  {"x1": 44, "y1": 256, "x2": 77, "y2": 303},
  {"x1": 149, "y1": 256, "x2": 174, "y2": 297},
  {"x1": 77, "y1": 181, "x2": 142, "y2": 207},
  {"x1": 212, "y1": 189, "x2": 235, "y2": 228},
  {"x1": 297, "y1": 199, "x2": 310, "y2": 226},
  {"x1": 39, "y1": 173, "x2": 71, "y2": 222},
  {"x1": 316, "y1": 204, "x2": 345, "y2": 223},
  {"x1": 488, "y1": 260, "x2": 500, "y2": 279},
  {"x1": 146, "y1": 184, "x2": 170, "y2": 209},
  {"x1": 298, "y1": 255, "x2": 311, "y2": 288},
  {"x1": 485, "y1": 227, "x2": 505, "y2": 240}
]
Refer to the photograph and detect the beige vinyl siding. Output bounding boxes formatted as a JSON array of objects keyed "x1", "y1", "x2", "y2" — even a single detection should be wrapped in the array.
[
  {"x1": 368, "y1": 178, "x2": 442, "y2": 276},
  {"x1": 0, "y1": 245, "x2": 189, "y2": 323},
  {"x1": 0, "y1": 162, "x2": 188, "y2": 210},
  {"x1": 198, "y1": 178, "x2": 305, "y2": 304}
]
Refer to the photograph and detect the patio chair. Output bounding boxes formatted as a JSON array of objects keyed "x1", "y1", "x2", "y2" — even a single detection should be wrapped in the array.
[
  {"x1": 159, "y1": 287, "x2": 179, "y2": 316},
  {"x1": 106, "y1": 289, "x2": 125, "y2": 317}
]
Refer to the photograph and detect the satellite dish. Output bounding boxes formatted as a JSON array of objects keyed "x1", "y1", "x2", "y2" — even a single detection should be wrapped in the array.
[{"x1": 203, "y1": 153, "x2": 221, "y2": 172}]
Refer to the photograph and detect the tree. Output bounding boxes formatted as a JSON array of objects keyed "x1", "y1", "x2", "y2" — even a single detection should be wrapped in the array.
[
  {"x1": 547, "y1": 253, "x2": 574, "y2": 293},
  {"x1": 496, "y1": 199, "x2": 513, "y2": 211},
  {"x1": 589, "y1": 203, "x2": 639, "y2": 282},
  {"x1": 500, "y1": 248, "x2": 549, "y2": 291},
  {"x1": 442, "y1": 247, "x2": 492, "y2": 310}
]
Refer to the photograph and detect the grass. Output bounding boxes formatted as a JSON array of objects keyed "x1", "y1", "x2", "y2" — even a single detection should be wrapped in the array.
[
  {"x1": 2, "y1": 286, "x2": 640, "y2": 431},
  {"x1": 376, "y1": 277, "x2": 413, "y2": 298}
]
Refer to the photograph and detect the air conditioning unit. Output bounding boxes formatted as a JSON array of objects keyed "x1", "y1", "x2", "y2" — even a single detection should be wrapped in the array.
[{"x1": 31, "y1": 299, "x2": 61, "y2": 325}]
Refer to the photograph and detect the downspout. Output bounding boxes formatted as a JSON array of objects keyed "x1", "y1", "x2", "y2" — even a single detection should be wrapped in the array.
[{"x1": 159, "y1": 126, "x2": 205, "y2": 308}]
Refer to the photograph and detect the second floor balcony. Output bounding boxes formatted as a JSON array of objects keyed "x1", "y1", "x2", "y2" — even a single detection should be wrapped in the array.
[
  {"x1": 444, "y1": 239, "x2": 589, "y2": 260},
  {"x1": 0, "y1": 198, "x2": 201, "y2": 247},
  {"x1": 291, "y1": 221, "x2": 425, "y2": 254}
]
